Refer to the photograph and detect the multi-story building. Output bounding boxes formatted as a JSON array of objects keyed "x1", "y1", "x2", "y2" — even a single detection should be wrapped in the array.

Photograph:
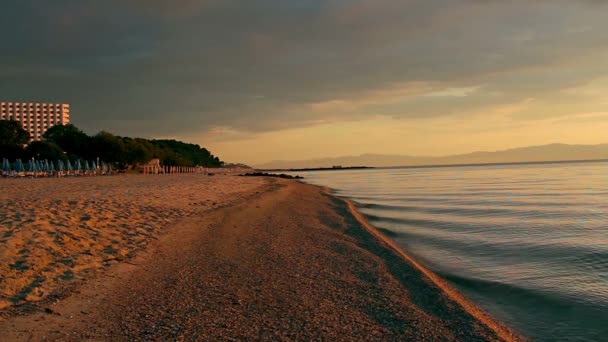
[{"x1": 0, "y1": 101, "x2": 70, "y2": 141}]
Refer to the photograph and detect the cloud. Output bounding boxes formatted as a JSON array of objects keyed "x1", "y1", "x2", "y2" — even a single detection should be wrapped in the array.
[
  {"x1": 1, "y1": 0, "x2": 607, "y2": 140},
  {"x1": 426, "y1": 87, "x2": 481, "y2": 98}
]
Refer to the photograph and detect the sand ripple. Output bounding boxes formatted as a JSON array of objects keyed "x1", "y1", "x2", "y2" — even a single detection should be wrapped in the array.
[{"x1": 0, "y1": 174, "x2": 265, "y2": 310}]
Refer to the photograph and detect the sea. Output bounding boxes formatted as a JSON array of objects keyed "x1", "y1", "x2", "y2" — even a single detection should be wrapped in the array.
[{"x1": 291, "y1": 161, "x2": 608, "y2": 341}]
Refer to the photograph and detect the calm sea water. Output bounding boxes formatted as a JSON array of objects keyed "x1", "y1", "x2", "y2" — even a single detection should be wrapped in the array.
[{"x1": 293, "y1": 161, "x2": 608, "y2": 341}]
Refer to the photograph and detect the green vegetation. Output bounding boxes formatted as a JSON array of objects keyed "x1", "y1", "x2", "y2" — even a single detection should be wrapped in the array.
[
  {"x1": 0, "y1": 120, "x2": 30, "y2": 160},
  {"x1": 0, "y1": 120, "x2": 223, "y2": 168},
  {"x1": 25, "y1": 141, "x2": 65, "y2": 161}
]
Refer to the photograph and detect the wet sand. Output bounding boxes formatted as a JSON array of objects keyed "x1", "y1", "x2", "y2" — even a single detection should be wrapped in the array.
[{"x1": 0, "y1": 176, "x2": 521, "y2": 341}]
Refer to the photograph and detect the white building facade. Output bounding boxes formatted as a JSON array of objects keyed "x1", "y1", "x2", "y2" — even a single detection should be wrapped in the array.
[{"x1": 0, "y1": 101, "x2": 70, "y2": 141}]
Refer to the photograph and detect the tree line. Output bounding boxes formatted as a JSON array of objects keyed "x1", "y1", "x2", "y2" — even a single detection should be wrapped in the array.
[{"x1": 0, "y1": 120, "x2": 223, "y2": 168}]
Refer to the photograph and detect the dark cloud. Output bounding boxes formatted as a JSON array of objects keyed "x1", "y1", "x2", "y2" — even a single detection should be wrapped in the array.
[{"x1": 1, "y1": 0, "x2": 607, "y2": 137}]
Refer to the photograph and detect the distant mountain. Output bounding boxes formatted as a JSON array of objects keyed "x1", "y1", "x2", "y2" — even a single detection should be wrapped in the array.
[{"x1": 256, "y1": 143, "x2": 608, "y2": 169}]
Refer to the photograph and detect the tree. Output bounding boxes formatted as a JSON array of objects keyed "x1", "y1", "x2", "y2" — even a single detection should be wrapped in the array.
[
  {"x1": 160, "y1": 151, "x2": 188, "y2": 167},
  {"x1": 0, "y1": 144, "x2": 25, "y2": 160},
  {"x1": 25, "y1": 141, "x2": 65, "y2": 161},
  {"x1": 149, "y1": 139, "x2": 223, "y2": 167},
  {"x1": 42, "y1": 124, "x2": 90, "y2": 157},
  {"x1": 0, "y1": 120, "x2": 29, "y2": 146},
  {"x1": 0, "y1": 120, "x2": 29, "y2": 159},
  {"x1": 90, "y1": 131, "x2": 125, "y2": 163},
  {"x1": 25, "y1": 123, "x2": 224, "y2": 168},
  {"x1": 123, "y1": 138, "x2": 153, "y2": 166}
]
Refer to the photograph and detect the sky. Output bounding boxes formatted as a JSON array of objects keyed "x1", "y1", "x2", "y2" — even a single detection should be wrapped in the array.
[{"x1": 1, "y1": 0, "x2": 608, "y2": 165}]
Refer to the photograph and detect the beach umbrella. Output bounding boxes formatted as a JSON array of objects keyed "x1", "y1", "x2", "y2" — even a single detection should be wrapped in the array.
[
  {"x1": 32, "y1": 159, "x2": 40, "y2": 177},
  {"x1": 55, "y1": 160, "x2": 62, "y2": 176},
  {"x1": 2, "y1": 158, "x2": 10, "y2": 173},
  {"x1": 48, "y1": 161, "x2": 53, "y2": 174},
  {"x1": 16, "y1": 159, "x2": 24, "y2": 173},
  {"x1": 76, "y1": 159, "x2": 82, "y2": 176}
]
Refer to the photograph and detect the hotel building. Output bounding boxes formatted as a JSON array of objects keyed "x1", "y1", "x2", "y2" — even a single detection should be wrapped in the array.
[{"x1": 0, "y1": 101, "x2": 70, "y2": 141}]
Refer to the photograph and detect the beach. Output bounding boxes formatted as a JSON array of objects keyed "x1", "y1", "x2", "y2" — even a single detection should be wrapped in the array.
[
  {"x1": 0, "y1": 175, "x2": 519, "y2": 341},
  {"x1": 0, "y1": 174, "x2": 267, "y2": 311}
]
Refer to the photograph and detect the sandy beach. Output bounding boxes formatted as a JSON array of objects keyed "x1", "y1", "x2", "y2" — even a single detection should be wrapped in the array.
[
  {"x1": 0, "y1": 174, "x2": 267, "y2": 311},
  {"x1": 0, "y1": 175, "x2": 520, "y2": 341}
]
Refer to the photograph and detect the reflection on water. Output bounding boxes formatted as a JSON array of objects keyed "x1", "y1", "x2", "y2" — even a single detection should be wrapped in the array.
[{"x1": 294, "y1": 162, "x2": 608, "y2": 341}]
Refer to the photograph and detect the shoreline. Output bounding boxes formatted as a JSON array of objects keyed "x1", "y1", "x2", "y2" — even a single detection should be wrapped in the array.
[
  {"x1": 330, "y1": 189, "x2": 522, "y2": 341},
  {"x1": 1, "y1": 177, "x2": 522, "y2": 340}
]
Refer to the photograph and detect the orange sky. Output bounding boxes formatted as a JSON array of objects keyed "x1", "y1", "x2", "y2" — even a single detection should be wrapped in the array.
[
  {"x1": 195, "y1": 70, "x2": 608, "y2": 165},
  {"x1": 3, "y1": 1, "x2": 608, "y2": 166}
]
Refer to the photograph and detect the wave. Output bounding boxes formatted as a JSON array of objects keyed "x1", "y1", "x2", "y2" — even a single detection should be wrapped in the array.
[
  {"x1": 441, "y1": 273, "x2": 608, "y2": 340},
  {"x1": 360, "y1": 202, "x2": 606, "y2": 220},
  {"x1": 347, "y1": 195, "x2": 598, "y2": 209},
  {"x1": 363, "y1": 214, "x2": 608, "y2": 287},
  {"x1": 361, "y1": 212, "x2": 605, "y2": 238}
]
